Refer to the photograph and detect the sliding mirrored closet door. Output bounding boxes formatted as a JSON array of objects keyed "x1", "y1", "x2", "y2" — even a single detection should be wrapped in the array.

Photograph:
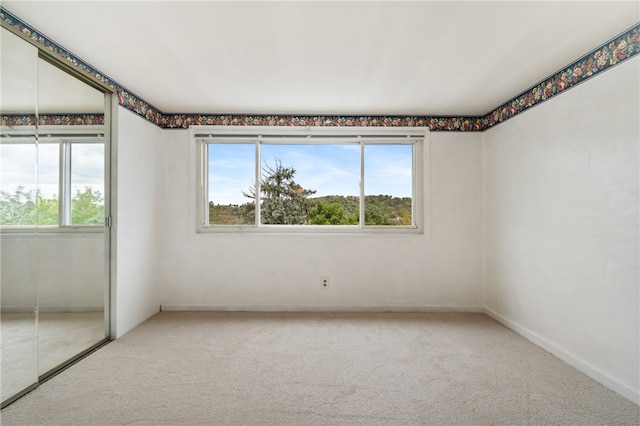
[
  {"x1": 35, "y1": 54, "x2": 109, "y2": 377},
  {"x1": 0, "y1": 25, "x2": 112, "y2": 407},
  {"x1": 0, "y1": 26, "x2": 40, "y2": 405}
]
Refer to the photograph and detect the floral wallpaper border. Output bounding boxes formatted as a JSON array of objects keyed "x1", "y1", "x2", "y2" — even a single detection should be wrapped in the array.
[
  {"x1": 1, "y1": 7, "x2": 638, "y2": 132},
  {"x1": 483, "y1": 24, "x2": 640, "y2": 129},
  {"x1": 160, "y1": 114, "x2": 485, "y2": 131},
  {"x1": 0, "y1": 7, "x2": 164, "y2": 127},
  {"x1": 1, "y1": 114, "x2": 104, "y2": 127}
]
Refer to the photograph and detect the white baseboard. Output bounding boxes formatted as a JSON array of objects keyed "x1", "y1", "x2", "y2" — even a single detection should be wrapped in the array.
[
  {"x1": 39, "y1": 306, "x2": 104, "y2": 313},
  {"x1": 160, "y1": 304, "x2": 485, "y2": 313},
  {"x1": 0, "y1": 306, "x2": 34, "y2": 314},
  {"x1": 484, "y1": 307, "x2": 639, "y2": 405},
  {"x1": 1, "y1": 306, "x2": 103, "y2": 313}
]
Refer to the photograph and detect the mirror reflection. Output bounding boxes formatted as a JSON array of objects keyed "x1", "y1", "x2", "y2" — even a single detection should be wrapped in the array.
[
  {"x1": 36, "y1": 56, "x2": 107, "y2": 377},
  {"x1": 1, "y1": 26, "x2": 39, "y2": 404},
  {"x1": 1, "y1": 26, "x2": 110, "y2": 405}
]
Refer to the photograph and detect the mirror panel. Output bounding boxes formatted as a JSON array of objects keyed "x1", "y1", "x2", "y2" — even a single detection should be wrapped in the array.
[
  {"x1": 0, "y1": 27, "x2": 39, "y2": 403},
  {"x1": 36, "y1": 56, "x2": 108, "y2": 376},
  {"x1": 37, "y1": 58, "x2": 105, "y2": 115}
]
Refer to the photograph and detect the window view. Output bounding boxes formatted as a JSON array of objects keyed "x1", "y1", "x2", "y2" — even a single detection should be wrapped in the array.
[
  {"x1": 258, "y1": 144, "x2": 360, "y2": 225},
  {"x1": 200, "y1": 129, "x2": 423, "y2": 231},
  {"x1": 0, "y1": 139, "x2": 104, "y2": 227},
  {"x1": 364, "y1": 144, "x2": 413, "y2": 226},
  {"x1": 69, "y1": 143, "x2": 105, "y2": 225},
  {"x1": 37, "y1": 143, "x2": 62, "y2": 224},
  {"x1": 208, "y1": 143, "x2": 255, "y2": 225}
]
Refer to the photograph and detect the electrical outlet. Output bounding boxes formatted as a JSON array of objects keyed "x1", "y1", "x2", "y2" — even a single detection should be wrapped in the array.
[{"x1": 321, "y1": 276, "x2": 329, "y2": 289}]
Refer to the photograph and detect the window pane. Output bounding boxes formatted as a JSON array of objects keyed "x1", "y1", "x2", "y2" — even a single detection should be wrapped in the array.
[
  {"x1": 0, "y1": 143, "x2": 37, "y2": 225},
  {"x1": 208, "y1": 144, "x2": 255, "y2": 225},
  {"x1": 38, "y1": 143, "x2": 61, "y2": 225},
  {"x1": 0, "y1": 142, "x2": 59, "y2": 225},
  {"x1": 364, "y1": 144, "x2": 413, "y2": 226},
  {"x1": 260, "y1": 144, "x2": 360, "y2": 225},
  {"x1": 70, "y1": 143, "x2": 104, "y2": 225}
]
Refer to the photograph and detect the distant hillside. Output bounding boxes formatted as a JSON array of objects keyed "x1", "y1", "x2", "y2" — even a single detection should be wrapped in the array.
[
  {"x1": 311, "y1": 195, "x2": 412, "y2": 225},
  {"x1": 209, "y1": 194, "x2": 412, "y2": 226}
]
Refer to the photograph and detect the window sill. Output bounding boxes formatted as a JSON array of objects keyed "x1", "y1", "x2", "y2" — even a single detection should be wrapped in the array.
[
  {"x1": 197, "y1": 224, "x2": 423, "y2": 235},
  {"x1": 0, "y1": 226, "x2": 105, "y2": 235}
]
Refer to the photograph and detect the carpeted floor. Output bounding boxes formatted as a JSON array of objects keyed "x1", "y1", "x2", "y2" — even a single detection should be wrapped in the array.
[
  {"x1": 1, "y1": 312, "x2": 638, "y2": 425},
  {"x1": 1, "y1": 311, "x2": 105, "y2": 401}
]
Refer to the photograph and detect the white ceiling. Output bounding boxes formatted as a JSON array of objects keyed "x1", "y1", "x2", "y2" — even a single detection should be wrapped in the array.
[{"x1": 2, "y1": 1, "x2": 639, "y2": 116}]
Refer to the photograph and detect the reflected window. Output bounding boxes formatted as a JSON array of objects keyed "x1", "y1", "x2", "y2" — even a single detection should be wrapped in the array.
[
  {"x1": 68, "y1": 142, "x2": 104, "y2": 225},
  {"x1": 0, "y1": 136, "x2": 104, "y2": 227}
]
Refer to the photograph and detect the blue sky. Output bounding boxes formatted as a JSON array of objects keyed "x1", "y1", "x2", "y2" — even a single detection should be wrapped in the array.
[{"x1": 208, "y1": 143, "x2": 412, "y2": 205}]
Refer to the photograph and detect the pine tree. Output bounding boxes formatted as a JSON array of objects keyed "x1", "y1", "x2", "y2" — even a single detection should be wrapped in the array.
[{"x1": 244, "y1": 158, "x2": 316, "y2": 224}]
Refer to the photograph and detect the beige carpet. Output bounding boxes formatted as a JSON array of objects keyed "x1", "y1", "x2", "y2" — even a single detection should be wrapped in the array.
[
  {"x1": 0, "y1": 312, "x2": 38, "y2": 402},
  {"x1": 38, "y1": 312, "x2": 106, "y2": 374},
  {"x1": 1, "y1": 312, "x2": 638, "y2": 425},
  {"x1": 1, "y1": 312, "x2": 106, "y2": 402}
]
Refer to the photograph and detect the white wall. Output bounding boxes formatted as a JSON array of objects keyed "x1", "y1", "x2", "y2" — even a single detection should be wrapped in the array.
[
  {"x1": 111, "y1": 107, "x2": 163, "y2": 337},
  {"x1": 1, "y1": 235, "x2": 38, "y2": 311},
  {"x1": 158, "y1": 130, "x2": 484, "y2": 311},
  {"x1": 1, "y1": 234, "x2": 104, "y2": 311},
  {"x1": 37, "y1": 234, "x2": 105, "y2": 311},
  {"x1": 483, "y1": 57, "x2": 639, "y2": 403}
]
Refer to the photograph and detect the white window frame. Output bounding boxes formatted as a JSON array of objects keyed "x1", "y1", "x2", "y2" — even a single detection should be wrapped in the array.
[
  {"x1": 194, "y1": 126, "x2": 426, "y2": 234},
  {"x1": 0, "y1": 125, "x2": 106, "y2": 232}
]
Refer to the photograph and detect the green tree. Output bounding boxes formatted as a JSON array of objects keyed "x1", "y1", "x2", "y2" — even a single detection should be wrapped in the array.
[
  {"x1": 364, "y1": 209, "x2": 386, "y2": 225},
  {"x1": 71, "y1": 187, "x2": 104, "y2": 225},
  {"x1": 0, "y1": 186, "x2": 37, "y2": 225},
  {"x1": 244, "y1": 158, "x2": 316, "y2": 224},
  {"x1": 308, "y1": 202, "x2": 344, "y2": 225},
  {"x1": 0, "y1": 186, "x2": 105, "y2": 226},
  {"x1": 308, "y1": 201, "x2": 359, "y2": 225},
  {"x1": 0, "y1": 186, "x2": 58, "y2": 225},
  {"x1": 37, "y1": 196, "x2": 59, "y2": 225},
  {"x1": 363, "y1": 195, "x2": 412, "y2": 226}
]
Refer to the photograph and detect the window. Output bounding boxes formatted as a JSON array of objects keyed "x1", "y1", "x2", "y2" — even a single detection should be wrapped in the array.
[
  {"x1": 0, "y1": 129, "x2": 105, "y2": 228},
  {"x1": 196, "y1": 126, "x2": 425, "y2": 233}
]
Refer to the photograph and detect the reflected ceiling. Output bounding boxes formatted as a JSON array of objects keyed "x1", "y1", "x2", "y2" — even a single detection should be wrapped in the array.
[{"x1": 1, "y1": 28, "x2": 104, "y2": 114}]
